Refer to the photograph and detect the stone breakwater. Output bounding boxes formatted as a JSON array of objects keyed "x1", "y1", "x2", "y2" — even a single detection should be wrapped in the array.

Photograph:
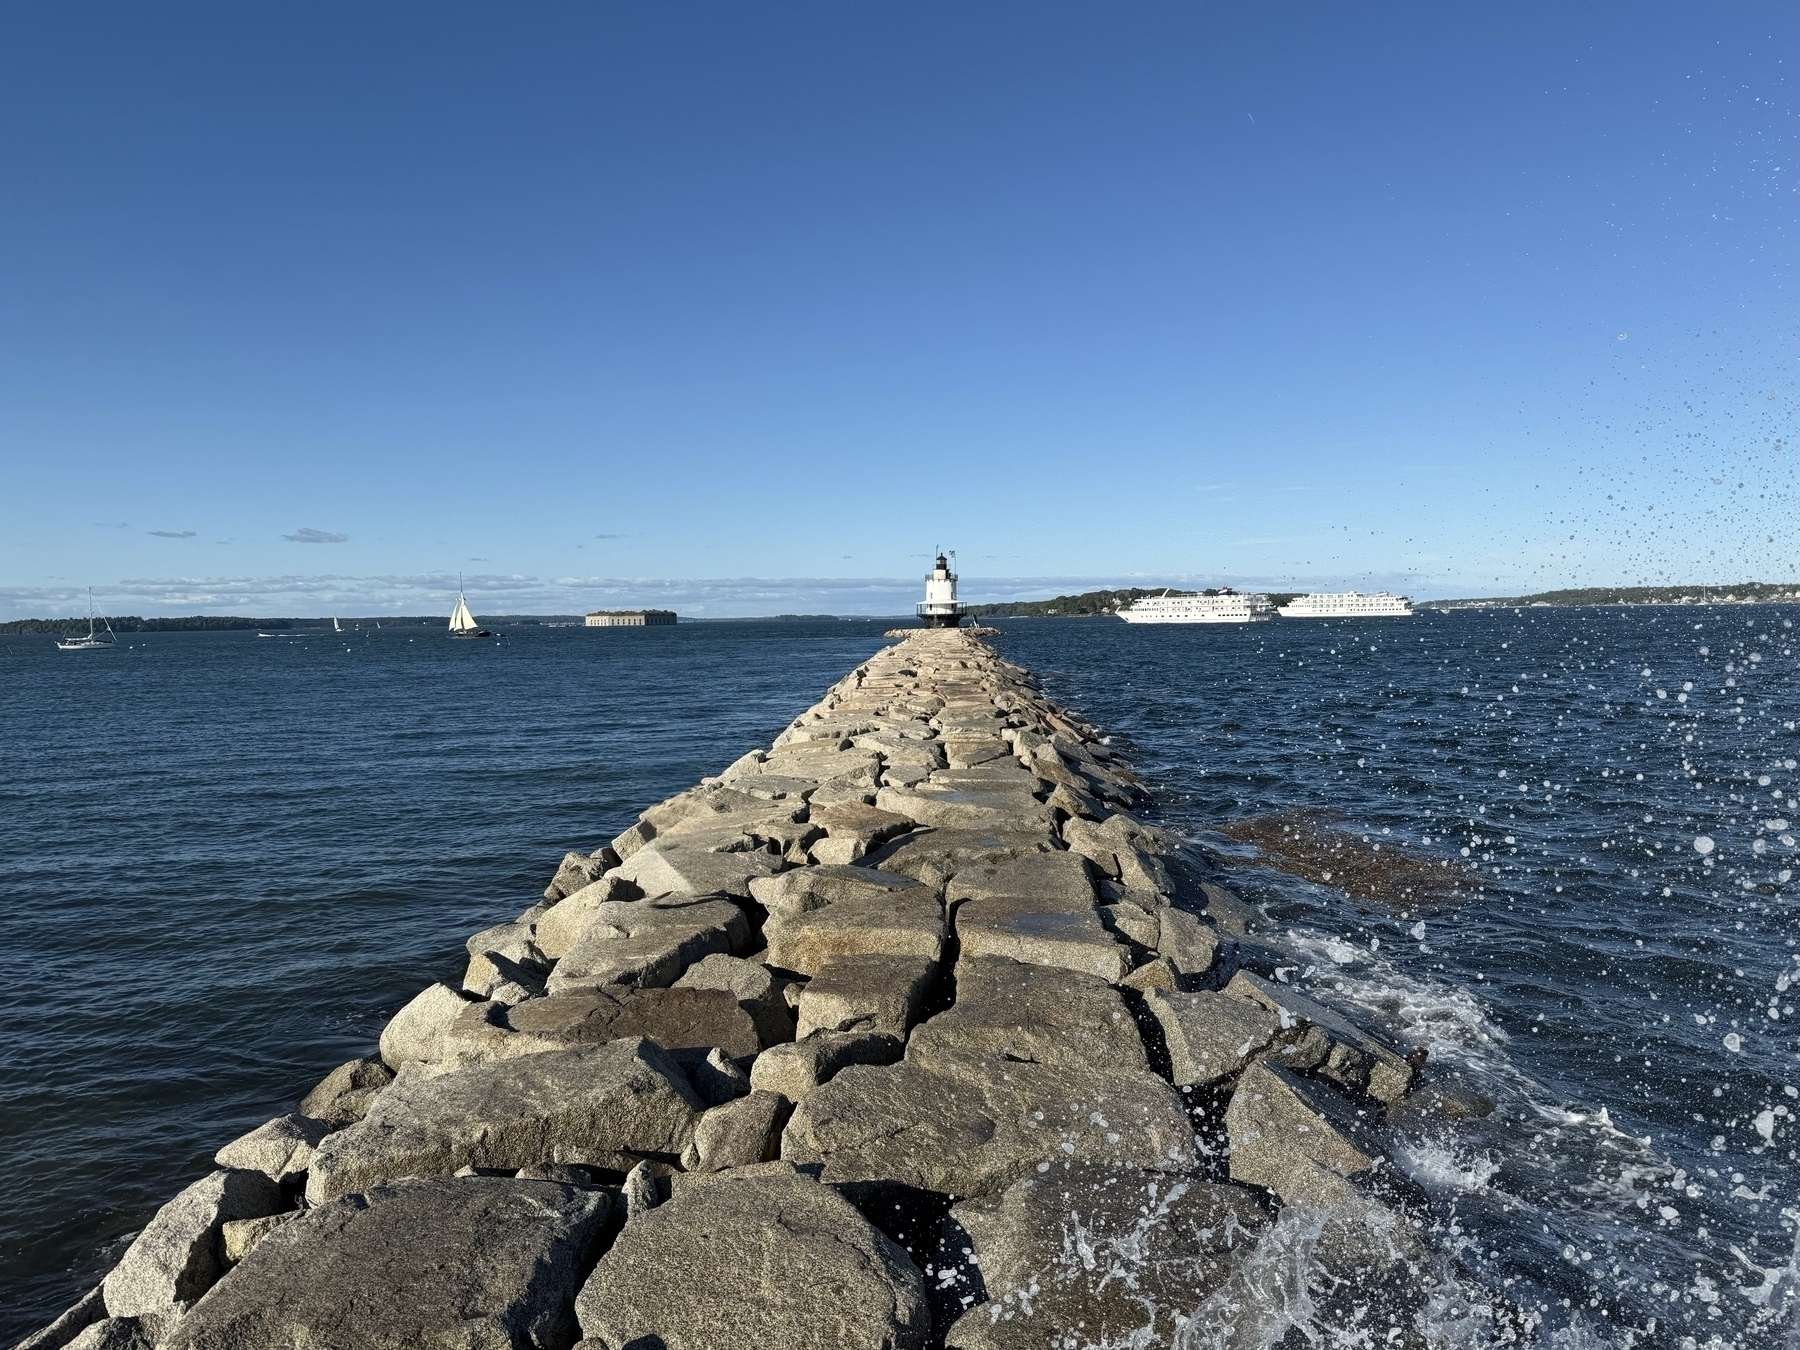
[{"x1": 22, "y1": 629, "x2": 1461, "y2": 1350}]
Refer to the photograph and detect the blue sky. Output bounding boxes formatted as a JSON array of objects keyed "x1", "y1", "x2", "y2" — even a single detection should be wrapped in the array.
[{"x1": 1, "y1": 3, "x2": 1794, "y2": 617}]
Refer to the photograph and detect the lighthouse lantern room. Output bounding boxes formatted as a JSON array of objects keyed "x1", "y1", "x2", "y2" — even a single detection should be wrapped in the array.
[{"x1": 917, "y1": 551, "x2": 964, "y2": 628}]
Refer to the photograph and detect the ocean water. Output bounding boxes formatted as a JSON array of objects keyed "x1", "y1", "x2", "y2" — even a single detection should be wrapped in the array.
[{"x1": 3, "y1": 612, "x2": 1796, "y2": 1347}]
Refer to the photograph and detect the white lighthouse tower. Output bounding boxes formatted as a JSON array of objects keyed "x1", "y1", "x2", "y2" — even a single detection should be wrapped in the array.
[{"x1": 917, "y1": 551, "x2": 963, "y2": 628}]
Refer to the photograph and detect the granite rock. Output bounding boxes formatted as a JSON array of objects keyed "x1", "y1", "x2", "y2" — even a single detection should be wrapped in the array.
[
  {"x1": 101, "y1": 1169, "x2": 283, "y2": 1324},
  {"x1": 298, "y1": 1055, "x2": 394, "y2": 1126},
  {"x1": 941, "y1": 1164, "x2": 1267, "y2": 1350},
  {"x1": 794, "y1": 953, "x2": 937, "y2": 1040},
  {"x1": 377, "y1": 982, "x2": 471, "y2": 1071},
  {"x1": 1147, "y1": 989, "x2": 1281, "y2": 1087},
  {"x1": 213, "y1": 1114, "x2": 331, "y2": 1184},
  {"x1": 574, "y1": 1169, "x2": 929, "y2": 1350},
  {"x1": 163, "y1": 1177, "x2": 612, "y2": 1350},
  {"x1": 306, "y1": 1038, "x2": 703, "y2": 1203},
  {"x1": 546, "y1": 895, "x2": 749, "y2": 994}
]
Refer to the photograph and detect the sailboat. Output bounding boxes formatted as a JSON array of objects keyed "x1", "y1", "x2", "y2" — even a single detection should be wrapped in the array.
[
  {"x1": 57, "y1": 590, "x2": 118, "y2": 651},
  {"x1": 333, "y1": 617, "x2": 343, "y2": 633},
  {"x1": 449, "y1": 579, "x2": 493, "y2": 639}
]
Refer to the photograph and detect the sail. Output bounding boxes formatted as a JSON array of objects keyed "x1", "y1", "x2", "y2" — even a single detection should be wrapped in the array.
[{"x1": 449, "y1": 595, "x2": 477, "y2": 632}]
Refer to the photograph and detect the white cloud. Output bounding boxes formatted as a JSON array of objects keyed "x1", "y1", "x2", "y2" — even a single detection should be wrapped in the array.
[
  {"x1": 148, "y1": 529, "x2": 197, "y2": 539},
  {"x1": 284, "y1": 528, "x2": 349, "y2": 544}
]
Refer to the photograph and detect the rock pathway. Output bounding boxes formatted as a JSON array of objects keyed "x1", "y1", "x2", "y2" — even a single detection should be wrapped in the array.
[{"x1": 20, "y1": 629, "x2": 1454, "y2": 1350}]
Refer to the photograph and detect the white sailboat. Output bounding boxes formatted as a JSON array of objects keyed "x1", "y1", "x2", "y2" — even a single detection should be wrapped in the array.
[
  {"x1": 57, "y1": 589, "x2": 118, "y2": 651},
  {"x1": 333, "y1": 617, "x2": 342, "y2": 633},
  {"x1": 449, "y1": 579, "x2": 492, "y2": 639}
]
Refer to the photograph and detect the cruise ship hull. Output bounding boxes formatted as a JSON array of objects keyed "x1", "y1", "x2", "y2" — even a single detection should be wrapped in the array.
[
  {"x1": 1117, "y1": 611, "x2": 1268, "y2": 624},
  {"x1": 1276, "y1": 602, "x2": 1414, "y2": 618}
]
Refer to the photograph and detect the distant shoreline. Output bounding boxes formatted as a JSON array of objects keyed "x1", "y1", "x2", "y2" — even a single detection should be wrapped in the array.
[{"x1": 6, "y1": 581, "x2": 1799, "y2": 635}]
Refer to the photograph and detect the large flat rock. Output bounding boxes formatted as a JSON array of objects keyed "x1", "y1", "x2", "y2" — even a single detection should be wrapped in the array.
[
  {"x1": 763, "y1": 894, "x2": 945, "y2": 975},
  {"x1": 545, "y1": 895, "x2": 749, "y2": 994},
  {"x1": 861, "y1": 827, "x2": 1059, "y2": 888},
  {"x1": 614, "y1": 836, "x2": 785, "y2": 900},
  {"x1": 445, "y1": 987, "x2": 765, "y2": 1068},
  {"x1": 907, "y1": 957, "x2": 1150, "y2": 1076},
  {"x1": 782, "y1": 960, "x2": 1194, "y2": 1196},
  {"x1": 952, "y1": 895, "x2": 1127, "y2": 981},
  {"x1": 748, "y1": 864, "x2": 934, "y2": 919},
  {"x1": 574, "y1": 1168, "x2": 929, "y2": 1350},
  {"x1": 781, "y1": 1058, "x2": 1193, "y2": 1199},
  {"x1": 164, "y1": 1177, "x2": 612, "y2": 1350},
  {"x1": 942, "y1": 852, "x2": 1097, "y2": 908},
  {"x1": 306, "y1": 1038, "x2": 703, "y2": 1203},
  {"x1": 874, "y1": 784, "x2": 1052, "y2": 831},
  {"x1": 794, "y1": 953, "x2": 937, "y2": 1040},
  {"x1": 941, "y1": 1165, "x2": 1268, "y2": 1350}
]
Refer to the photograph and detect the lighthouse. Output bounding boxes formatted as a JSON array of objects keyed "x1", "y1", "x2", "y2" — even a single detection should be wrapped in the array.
[{"x1": 917, "y1": 551, "x2": 964, "y2": 628}]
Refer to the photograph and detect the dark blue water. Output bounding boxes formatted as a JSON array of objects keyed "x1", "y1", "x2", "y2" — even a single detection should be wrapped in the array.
[{"x1": 4, "y1": 613, "x2": 1795, "y2": 1347}]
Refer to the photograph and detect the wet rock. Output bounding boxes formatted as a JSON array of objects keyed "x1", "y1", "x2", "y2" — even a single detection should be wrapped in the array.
[
  {"x1": 219, "y1": 1212, "x2": 294, "y2": 1265},
  {"x1": 683, "y1": 1090, "x2": 789, "y2": 1171},
  {"x1": 1146, "y1": 989, "x2": 1281, "y2": 1087},
  {"x1": 213, "y1": 1114, "x2": 331, "y2": 1184},
  {"x1": 377, "y1": 982, "x2": 471, "y2": 1071},
  {"x1": 1155, "y1": 907, "x2": 1220, "y2": 986},
  {"x1": 10, "y1": 1283, "x2": 104, "y2": 1350},
  {"x1": 101, "y1": 1169, "x2": 284, "y2": 1326},
  {"x1": 545, "y1": 895, "x2": 749, "y2": 994},
  {"x1": 574, "y1": 1168, "x2": 929, "y2": 1350},
  {"x1": 163, "y1": 1177, "x2": 613, "y2": 1350},
  {"x1": 941, "y1": 1164, "x2": 1268, "y2": 1350},
  {"x1": 1224, "y1": 1060, "x2": 1381, "y2": 1198},
  {"x1": 1223, "y1": 971, "x2": 1415, "y2": 1102},
  {"x1": 306, "y1": 1038, "x2": 703, "y2": 1203},
  {"x1": 1385, "y1": 1071, "x2": 1496, "y2": 1125},
  {"x1": 749, "y1": 1030, "x2": 901, "y2": 1100},
  {"x1": 794, "y1": 953, "x2": 937, "y2": 1040},
  {"x1": 299, "y1": 1055, "x2": 394, "y2": 1126},
  {"x1": 1199, "y1": 880, "x2": 1259, "y2": 935}
]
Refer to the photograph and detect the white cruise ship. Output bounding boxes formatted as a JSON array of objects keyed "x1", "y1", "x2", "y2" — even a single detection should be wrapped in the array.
[
  {"x1": 1276, "y1": 591, "x2": 1414, "y2": 619},
  {"x1": 1117, "y1": 588, "x2": 1272, "y2": 624}
]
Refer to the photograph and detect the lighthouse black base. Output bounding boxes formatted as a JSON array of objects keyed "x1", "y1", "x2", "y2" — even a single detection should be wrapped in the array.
[{"x1": 919, "y1": 610, "x2": 963, "y2": 629}]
